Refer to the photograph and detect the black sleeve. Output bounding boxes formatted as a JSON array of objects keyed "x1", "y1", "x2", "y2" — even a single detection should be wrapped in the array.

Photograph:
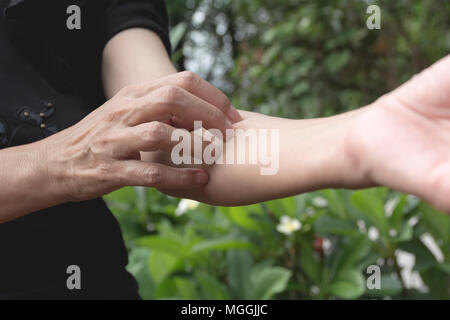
[{"x1": 99, "y1": 0, "x2": 171, "y2": 55}]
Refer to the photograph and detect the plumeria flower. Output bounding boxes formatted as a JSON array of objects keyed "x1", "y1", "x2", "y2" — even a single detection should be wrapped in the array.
[
  {"x1": 312, "y1": 196, "x2": 328, "y2": 208},
  {"x1": 276, "y1": 215, "x2": 302, "y2": 235},
  {"x1": 175, "y1": 199, "x2": 200, "y2": 216}
]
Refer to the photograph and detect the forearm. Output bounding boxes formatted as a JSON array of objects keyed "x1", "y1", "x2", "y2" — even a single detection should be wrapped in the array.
[
  {"x1": 165, "y1": 107, "x2": 375, "y2": 205},
  {"x1": 102, "y1": 28, "x2": 176, "y2": 99},
  {"x1": 0, "y1": 140, "x2": 65, "y2": 223},
  {"x1": 275, "y1": 108, "x2": 372, "y2": 196},
  {"x1": 216, "y1": 108, "x2": 372, "y2": 204}
]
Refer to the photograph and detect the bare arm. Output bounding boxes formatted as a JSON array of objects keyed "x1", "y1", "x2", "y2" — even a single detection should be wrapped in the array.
[
  {"x1": 0, "y1": 141, "x2": 64, "y2": 223},
  {"x1": 102, "y1": 28, "x2": 177, "y2": 98},
  {"x1": 162, "y1": 55, "x2": 450, "y2": 213}
]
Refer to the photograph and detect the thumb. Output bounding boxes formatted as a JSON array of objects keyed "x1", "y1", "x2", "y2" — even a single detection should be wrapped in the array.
[
  {"x1": 393, "y1": 54, "x2": 450, "y2": 115},
  {"x1": 114, "y1": 160, "x2": 209, "y2": 190}
]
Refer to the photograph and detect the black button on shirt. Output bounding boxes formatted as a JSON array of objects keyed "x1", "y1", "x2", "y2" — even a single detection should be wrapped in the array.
[{"x1": 0, "y1": 0, "x2": 170, "y2": 299}]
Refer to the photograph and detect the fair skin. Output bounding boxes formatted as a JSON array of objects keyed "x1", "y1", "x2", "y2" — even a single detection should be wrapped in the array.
[
  {"x1": 0, "y1": 28, "x2": 449, "y2": 223},
  {"x1": 159, "y1": 54, "x2": 450, "y2": 213}
]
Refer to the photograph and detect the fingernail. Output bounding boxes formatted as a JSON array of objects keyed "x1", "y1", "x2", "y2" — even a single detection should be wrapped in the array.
[
  {"x1": 228, "y1": 107, "x2": 242, "y2": 122},
  {"x1": 195, "y1": 170, "x2": 209, "y2": 184}
]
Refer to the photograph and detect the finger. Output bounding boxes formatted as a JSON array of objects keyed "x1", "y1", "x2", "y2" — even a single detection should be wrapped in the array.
[
  {"x1": 131, "y1": 86, "x2": 234, "y2": 139},
  {"x1": 120, "y1": 121, "x2": 215, "y2": 160},
  {"x1": 142, "y1": 71, "x2": 242, "y2": 122},
  {"x1": 394, "y1": 54, "x2": 450, "y2": 110},
  {"x1": 114, "y1": 161, "x2": 209, "y2": 189}
]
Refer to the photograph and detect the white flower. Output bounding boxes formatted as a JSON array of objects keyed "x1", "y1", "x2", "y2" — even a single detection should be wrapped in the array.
[
  {"x1": 368, "y1": 226, "x2": 379, "y2": 241},
  {"x1": 322, "y1": 238, "x2": 332, "y2": 254},
  {"x1": 312, "y1": 196, "x2": 328, "y2": 208},
  {"x1": 306, "y1": 207, "x2": 315, "y2": 216},
  {"x1": 389, "y1": 229, "x2": 398, "y2": 237},
  {"x1": 384, "y1": 197, "x2": 397, "y2": 218},
  {"x1": 396, "y1": 250, "x2": 428, "y2": 292},
  {"x1": 175, "y1": 199, "x2": 200, "y2": 216},
  {"x1": 357, "y1": 219, "x2": 366, "y2": 232},
  {"x1": 276, "y1": 215, "x2": 302, "y2": 235}
]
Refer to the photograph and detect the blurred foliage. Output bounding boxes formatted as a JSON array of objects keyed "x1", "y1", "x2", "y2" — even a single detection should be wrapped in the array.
[
  {"x1": 105, "y1": 187, "x2": 450, "y2": 300},
  {"x1": 168, "y1": 0, "x2": 450, "y2": 118},
  {"x1": 104, "y1": 0, "x2": 450, "y2": 300}
]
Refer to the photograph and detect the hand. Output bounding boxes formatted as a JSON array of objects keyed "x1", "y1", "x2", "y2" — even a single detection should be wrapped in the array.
[
  {"x1": 41, "y1": 71, "x2": 241, "y2": 203},
  {"x1": 348, "y1": 54, "x2": 450, "y2": 211},
  {"x1": 159, "y1": 55, "x2": 450, "y2": 212}
]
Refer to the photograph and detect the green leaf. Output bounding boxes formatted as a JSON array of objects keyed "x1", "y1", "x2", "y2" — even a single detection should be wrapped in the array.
[
  {"x1": 227, "y1": 250, "x2": 253, "y2": 299},
  {"x1": 321, "y1": 189, "x2": 347, "y2": 219},
  {"x1": 196, "y1": 272, "x2": 231, "y2": 300},
  {"x1": 325, "y1": 50, "x2": 351, "y2": 73},
  {"x1": 391, "y1": 223, "x2": 413, "y2": 243},
  {"x1": 189, "y1": 237, "x2": 255, "y2": 254},
  {"x1": 173, "y1": 277, "x2": 200, "y2": 300},
  {"x1": 250, "y1": 266, "x2": 292, "y2": 300},
  {"x1": 265, "y1": 197, "x2": 296, "y2": 217},
  {"x1": 103, "y1": 186, "x2": 136, "y2": 204},
  {"x1": 292, "y1": 81, "x2": 310, "y2": 96},
  {"x1": 334, "y1": 233, "x2": 372, "y2": 276},
  {"x1": 148, "y1": 250, "x2": 179, "y2": 285},
  {"x1": 389, "y1": 195, "x2": 407, "y2": 230},
  {"x1": 437, "y1": 263, "x2": 450, "y2": 273},
  {"x1": 154, "y1": 278, "x2": 178, "y2": 299},
  {"x1": 399, "y1": 238, "x2": 437, "y2": 272},
  {"x1": 137, "y1": 236, "x2": 184, "y2": 257},
  {"x1": 351, "y1": 188, "x2": 389, "y2": 234},
  {"x1": 262, "y1": 28, "x2": 278, "y2": 44},
  {"x1": 170, "y1": 22, "x2": 188, "y2": 49},
  {"x1": 261, "y1": 44, "x2": 281, "y2": 65},
  {"x1": 220, "y1": 206, "x2": 261, "y2": 231},
  {"x1": 126, "y1": 248, "x2": 154, "y2": 300},
  {"x1": 365, "y1": 275, "x2": 403, "y2": 297},
  {"x1": 329, "y1": 269, "x2": 365, "y2": 299},
  {"x1": 314, "y1": 214, "x2": 358, "y2": 236},
  {"x1": 419, "y1": 203, "x2": 450, "y2": 244},
  {"x1": 298, "y1": 240, "x2": 321, "y2": 284}
]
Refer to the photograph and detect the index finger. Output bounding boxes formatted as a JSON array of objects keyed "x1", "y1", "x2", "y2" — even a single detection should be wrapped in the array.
[{"x1": 144, "y1": 71, "x2": 242, "y2": 122}]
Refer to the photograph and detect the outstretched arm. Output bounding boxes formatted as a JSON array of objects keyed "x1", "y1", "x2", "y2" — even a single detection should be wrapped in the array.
[{"x1": 161, "y1": 55, "x2": 450, "y2": 212}]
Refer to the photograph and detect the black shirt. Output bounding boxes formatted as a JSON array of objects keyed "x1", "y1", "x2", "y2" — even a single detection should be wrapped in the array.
[{"x1": 0, "y1": 0, "x2": 170, "y2": 299}]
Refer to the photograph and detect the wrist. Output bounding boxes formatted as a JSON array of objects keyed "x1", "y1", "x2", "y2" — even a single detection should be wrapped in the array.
[
  {"x1": 33, "y1": 136, "x2": 72, "y2": 205},
  {"x1": 333, "y1": 106, "x2": 378, "y2": 189},
  {"x1": 0, "y1": 138, "x2": 68, "y2": 222},
  {"x1": 285, "y1": 107, "x2": 376, "y2": 194}
]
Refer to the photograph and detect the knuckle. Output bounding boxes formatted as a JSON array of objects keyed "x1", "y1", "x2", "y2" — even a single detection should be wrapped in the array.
[
  {"x1": 142, "y1": 121, "x2": 166, "y2": 144},
  {"x1": 92, "y1": 161, "x2": 118, "y2": 186},
  {"x1": 96, "y1": 161, "x2": 114, "y2": 177},
  {"x1": 89, "y1": 134, "x2": 123, "y2": 159},
  {"x1": 220, "y1": 95, "x2": 232, "y2": 112},
  {"x1": 104, "y1": 108, "x2": 125, "y2": 123},
  {"x1": 157, "y1": 85, "x2": 184, "y2": 104},
  {"x1": 143, "y1": 166, "x2": 164, "y2": 186},
  {"x1": 118, "y1": 84, "x2": 142, "y2": 97},
  {"x1": 176, "y1": 71, "x2": 200, "y2": 88}
]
